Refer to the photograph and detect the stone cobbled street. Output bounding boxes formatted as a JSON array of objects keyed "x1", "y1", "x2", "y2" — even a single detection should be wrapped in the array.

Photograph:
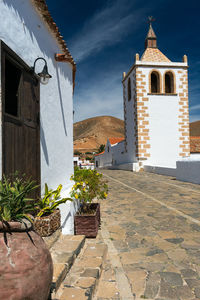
[{"x1": 94, "y1": 169, "x2": 200, "y2": 300}]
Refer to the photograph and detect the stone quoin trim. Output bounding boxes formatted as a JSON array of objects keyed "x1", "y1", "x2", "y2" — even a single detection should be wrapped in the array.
[
  {"x1": 163, "y1": 69, "x2": 176, "y2": 94},
  {"x1": 135, "y1": 68, "x2": 150, "y2": 160},
  {"x1": 178, "y1": 69, "x2": 190, "y2": 157}
]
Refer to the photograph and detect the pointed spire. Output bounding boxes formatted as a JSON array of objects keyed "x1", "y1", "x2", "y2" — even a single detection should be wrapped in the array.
[{"x1": 145, "y1": 17, "x2": 157, "y2": 49}]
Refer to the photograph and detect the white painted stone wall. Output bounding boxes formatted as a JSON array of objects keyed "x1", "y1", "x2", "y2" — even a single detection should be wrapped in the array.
[
  {"x1": 102, "y1": 140, "x2": 113, "y2": 166},
  {"x1": 0, "y1": 0, "x2": 74, "y2": 234},
  {"x1": 95, "y1": 154, "x2": 104, "y2": 168},
  {"x1": 95, "y1": 139, "x2": 113, "y2": 168},
  {"x1": 138, "y1": 65, "x2": 185, "y2": 169},
  {"x1": 176, "y1": 154, "x2": 200, "y2": 184},
  {"x1": 119, "y1": 61, "x2": 188, "y2": 174},
  {"x1": 123, "y1": 70, "x2": 137, "y2": 163}
]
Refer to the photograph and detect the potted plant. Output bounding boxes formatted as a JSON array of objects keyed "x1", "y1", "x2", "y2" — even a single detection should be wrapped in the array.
[
  {"x1": 70, "y1": 168, "x2": 108, "y2": 237},
  {"x1": 0, "y1": 174, "x2": 53, "y2": 300},
  {"x1": 33, "y1": 183, "x2": 72, "y2": 237}
]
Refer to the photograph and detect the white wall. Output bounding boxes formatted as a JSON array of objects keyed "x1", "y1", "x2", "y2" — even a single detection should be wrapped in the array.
[
  {"x1": 176, "y1": 154, "x2": 200, "y2": 184},
  {"x1": 123, "y1": 70, "x2": 137, "y2": 163},
  {"x1": 94, "y1": 140, "x2": 113, "y2": 168},
  {"x1": 102, "y1": 140, "x2": 113, "y2": 166},
  {"x1": 138, "y1": 66, "x2": 182, "y2": 169},
  {"x1": 148, "y1": 94, "x2": 179, "y2": 168},
  {"x1": 0, "y1": 0, "x2": 74, "y2": 234}
]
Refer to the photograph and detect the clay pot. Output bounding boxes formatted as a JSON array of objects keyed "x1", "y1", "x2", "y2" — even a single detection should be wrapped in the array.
[
  {"x1": 34, "y1": 209, "x2": 61, "y2": 237},
  {"x1": 0, "y1": 219, "x2": 53, "y2": 300}
]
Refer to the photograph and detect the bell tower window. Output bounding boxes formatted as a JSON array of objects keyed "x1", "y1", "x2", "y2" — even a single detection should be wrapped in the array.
[
  {"x1": 128, "y1": 78, "x2": 131, "y2": 101},
  {"x1": 150, "y1": 71, "x2": 160, "y2": 93},
  {"x1": 165, "y1": 72, "x2": 174, "y2": 93}
]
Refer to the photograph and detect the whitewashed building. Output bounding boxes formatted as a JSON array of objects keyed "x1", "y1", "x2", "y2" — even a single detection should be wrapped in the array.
[
  {"x1": 0, "y1": 0, "x2": 76, "y2": 234},
  {"x1": 96, "y1": 22, "x2": 190, "y2": 177},
  {"x1": 95, "y1": 138, "x2": 124, "y2": 168}
]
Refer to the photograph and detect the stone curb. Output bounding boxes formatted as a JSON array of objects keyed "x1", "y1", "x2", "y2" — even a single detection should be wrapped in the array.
[
  {"x1": 53, "y1": 241, "x2": 108, "y2": 299},
  {"x1": 49, "y1": 235, "x2": 86, "y2": 294}
]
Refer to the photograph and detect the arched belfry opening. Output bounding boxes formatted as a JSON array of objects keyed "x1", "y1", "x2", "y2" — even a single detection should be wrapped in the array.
[
  {"x1": 165, "y1": 72, "x2": 174, "y2": 93},
  {"x1": 150, "y1": 71, "x2": 160, "y2": 93}
]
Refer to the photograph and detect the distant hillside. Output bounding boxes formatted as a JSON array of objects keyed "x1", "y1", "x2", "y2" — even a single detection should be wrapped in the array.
[
  {"x1": 73, "y1": 117, "x2": 200, "y2": 153},
  {"x1": 74, "y1": 116, "x2": 124, "y2": 152},
  {"x1": 190, "y1": 120, "x2": 200, "y2": 136}
]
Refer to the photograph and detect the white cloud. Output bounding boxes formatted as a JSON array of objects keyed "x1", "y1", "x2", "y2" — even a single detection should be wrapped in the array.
[
  {"x1": 190, "y1": 104, "x2": 200, "y2": 111},
  {"x1": 74, "y1": 66, "x2": 125, "y2": 122},
  {"x1": 70, "y1": 0, "x2": 147, "y2": 62}
]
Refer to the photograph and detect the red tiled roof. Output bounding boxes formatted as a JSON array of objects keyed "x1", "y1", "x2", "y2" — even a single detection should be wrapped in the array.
[
  {"x1": 190, "y1": 136, "x2": 200, "y2": 153},
  {"x1": 32, "y1": 0, "x2": 76, "y2": 90},
  {"x1": 94, "y1": 151, "x2": 105, "y2": 157},
  {"x1": 108, "y1": 137, "x2": 124, "y2": 145}
]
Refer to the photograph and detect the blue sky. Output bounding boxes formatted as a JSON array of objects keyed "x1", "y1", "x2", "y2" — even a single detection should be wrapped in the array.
[{"x1": 46, "y1": 0, "x2": 200, "y2": 123}]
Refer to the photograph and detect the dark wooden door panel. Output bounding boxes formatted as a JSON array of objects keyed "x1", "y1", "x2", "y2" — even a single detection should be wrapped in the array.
[{"x1": 2, "y1": 43, "x2": 41, "y2": 198}]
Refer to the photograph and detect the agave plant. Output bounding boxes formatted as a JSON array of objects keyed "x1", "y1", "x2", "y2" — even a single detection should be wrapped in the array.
[
  {"x1": 0, "y1": 174, "x2": 38, "y2": 223},
  {"x1": 36, "y1": 183, "x2": 72, "y2": 217}
]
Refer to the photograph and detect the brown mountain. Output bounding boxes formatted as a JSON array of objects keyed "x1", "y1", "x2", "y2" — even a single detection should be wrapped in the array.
[
  {"x1": 74, "y1": 116, "x2": 124, "y2": 153},
  {"x1": 190, "y1": 120, "x2": 200, "y2": 136},
  {"x1": 73, "y1": 117, "x2": 200, "y2": 154}
]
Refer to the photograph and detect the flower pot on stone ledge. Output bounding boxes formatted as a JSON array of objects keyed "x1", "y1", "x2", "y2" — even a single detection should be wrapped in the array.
[
  {"x1": 33, "y1": 208, "x2": 61, "y2": 237},
  {"x1": 33, "y1": 183, "x2": 72, "y2": 237},
  {"x1": 74, "y1": 203, "x2": 100, "y2": 238},
  {"x1": 0, "y1": 220, "x2": 53, "y2": 300},
  {"x1": 70, "y1": 168, "x2": 108, "y2": 238}
]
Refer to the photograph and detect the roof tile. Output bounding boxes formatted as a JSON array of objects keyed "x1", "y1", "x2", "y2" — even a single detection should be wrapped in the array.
[
  {"x1": 141, "y1": 48, "x2": 171, "y2": 62},
  {"x1": 32, "y1": 0, "x2": 76, "y2": 89},
  {"x1": 109, "y1": 137, "x2": 124, "y2": 145}
]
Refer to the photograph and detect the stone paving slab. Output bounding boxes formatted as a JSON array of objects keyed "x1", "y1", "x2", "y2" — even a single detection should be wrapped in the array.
[
  {"x1": 93, "y1": 169, "x2": 200, "y2": 300},
  {"x1": 53, "y1": 239, "x2": 108, "y2": 300},
  {"x1": 50, "y1": 234, "x2": 85, "y2": 293}
]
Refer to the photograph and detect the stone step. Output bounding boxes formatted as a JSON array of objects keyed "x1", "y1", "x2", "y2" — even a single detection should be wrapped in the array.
[
  {"x1": 49, "y1": 234, "x2": 85, "y2": 294},
  {"x1": 53, "y1": 240, "x2": 108, "y2": 300},
  {"x1": 43, "y1": 228, "x2": 62, "y2": 250}
]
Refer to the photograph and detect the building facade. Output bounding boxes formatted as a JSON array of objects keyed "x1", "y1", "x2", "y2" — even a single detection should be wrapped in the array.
[
  {"x1": 0, "y1": 0, "x2": 76, "y2": 234},
  {"x1": 96, "y1": 22, "x2": 190, "y2": 176}
]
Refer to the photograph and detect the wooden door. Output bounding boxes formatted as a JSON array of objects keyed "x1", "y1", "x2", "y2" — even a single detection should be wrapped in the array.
[{"x1": 1, "y1": 42, "x2": 40, "y2": 197}]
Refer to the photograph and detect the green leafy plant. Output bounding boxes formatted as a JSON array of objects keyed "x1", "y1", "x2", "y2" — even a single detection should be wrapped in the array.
[
  {"x1": 70, "y1": 168, "x2": 108, "y2": 212},
  {"x1": 74, "y1": 150, "x2": 82, "y2": 156},
  {"x1": 0, "y1": 174, "x2": 38, "y2": 223},
  {"x1": 97, "y1": 144, "x2": 105, "y2": 154},
  {"x1": 36, "y1": 183, "x2": 72, "y2": 217},
  {"x1": 85, "y1": 156, "x2": 92, "y2": 161}
]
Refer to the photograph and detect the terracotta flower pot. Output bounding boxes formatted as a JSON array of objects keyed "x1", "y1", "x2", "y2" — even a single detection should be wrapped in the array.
[
  {"x1": 74, "y1": 203, "x2": 100, "y2": 238},
  {"x1": 0, "y1": 220, "x2": 53, "y2": 300},
  {"x1": 34, "y1": 209, "x2": 61, "y2": 237}
]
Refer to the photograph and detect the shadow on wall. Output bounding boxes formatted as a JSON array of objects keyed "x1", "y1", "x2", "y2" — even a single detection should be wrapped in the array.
[
  {"x1": 3, "y1": 0, "x2": 73, "y2": 82},
  {"x1": 55, "y1": 64, "x2": 68, "y2": 136},
  {"x1": 40, "y1": 119, "x2": 49, "y2": 165}
]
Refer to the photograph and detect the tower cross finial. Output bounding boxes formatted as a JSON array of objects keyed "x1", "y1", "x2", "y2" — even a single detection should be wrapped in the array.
[
  {"x1": 145, "y1": 16, "x2": 157, "y2": 49},
  {"x1": 148, "y1": 16, "x2": 155, "y2": 25}
]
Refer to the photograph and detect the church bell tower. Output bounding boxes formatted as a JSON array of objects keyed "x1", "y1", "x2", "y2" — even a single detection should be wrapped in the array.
[{"x1": 122, "y1": 18, "x2": 189, "y2": 173}]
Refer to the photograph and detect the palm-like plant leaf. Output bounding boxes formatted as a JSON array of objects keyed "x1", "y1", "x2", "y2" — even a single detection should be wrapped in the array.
[
  {"x1": 0, "y1": 173, "x2": 38, "y2": 222},
  {"x1": 36, "y1": 184, "x2": 72, "y2": 217}
]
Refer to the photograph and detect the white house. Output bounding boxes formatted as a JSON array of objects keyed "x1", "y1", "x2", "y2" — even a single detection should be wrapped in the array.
[
  {"x1": 0, "y1": 0, "x2": 76, "y2": 234},
  {"x1": 96, "y1": 22, "x2": 190, "y2": 177},
  {"x1": 95, "y1": 138, "x2": 124, "y2": 168}
]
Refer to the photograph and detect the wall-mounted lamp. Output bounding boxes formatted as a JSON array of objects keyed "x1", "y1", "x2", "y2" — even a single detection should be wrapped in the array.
[{"x1": 32, "y1": 57, "x2": 52, "y2": 85}]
